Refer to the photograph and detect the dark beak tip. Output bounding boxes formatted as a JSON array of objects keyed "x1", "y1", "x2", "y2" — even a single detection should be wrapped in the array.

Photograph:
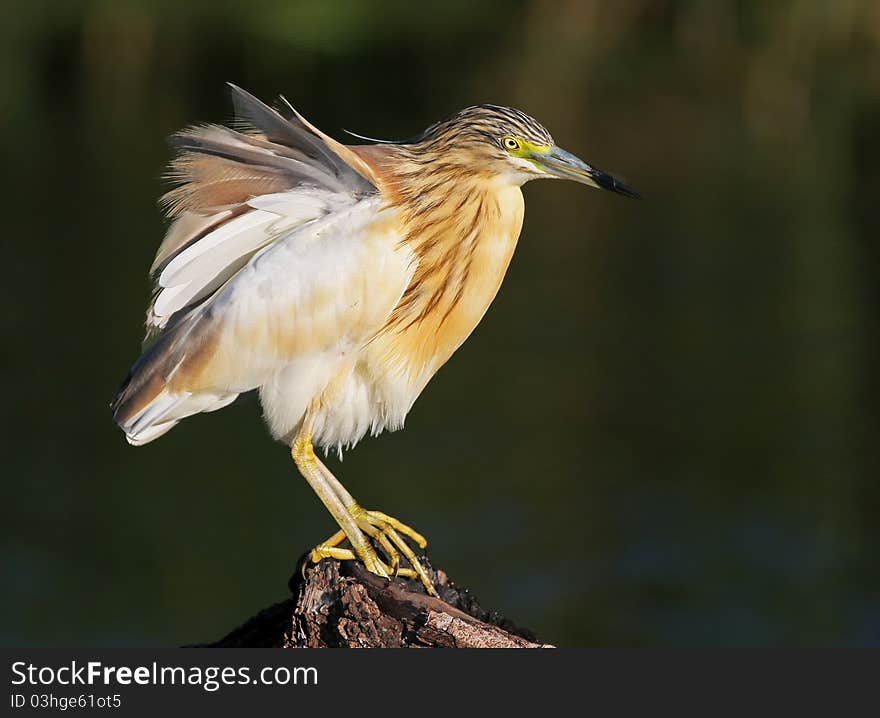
[
  {"x1": 607, "y1": 181, "x2": 641, "y2": 200},
  {"x1": 587, "y1": 165, "x2": 640, "y2": 199}
]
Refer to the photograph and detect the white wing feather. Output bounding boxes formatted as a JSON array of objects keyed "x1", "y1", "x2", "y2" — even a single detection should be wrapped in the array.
[
  {"x1": 116, "y1": 195, "x2": 414, "y2": 445},
  {"x1": 149, "y1": 190, "x2": 351, "y2": 328},
  {"x1": 113, "y1": 86, "x2": 399, "y2": 446}
]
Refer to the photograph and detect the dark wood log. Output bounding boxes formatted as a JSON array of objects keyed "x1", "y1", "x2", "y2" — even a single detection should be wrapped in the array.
[{"x1": 203, "y1": 554, "x2": 553, "y2": 648}]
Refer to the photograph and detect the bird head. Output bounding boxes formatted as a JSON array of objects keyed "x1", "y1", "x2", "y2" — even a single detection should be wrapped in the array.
[{"x1": 409, "y1": 104, "x2": 639, "y2": 198}]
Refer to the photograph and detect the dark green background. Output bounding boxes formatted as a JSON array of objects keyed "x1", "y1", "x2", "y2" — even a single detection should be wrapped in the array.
[{"x1": 2, "y1": 0, "x2": 878, "y2": 646}]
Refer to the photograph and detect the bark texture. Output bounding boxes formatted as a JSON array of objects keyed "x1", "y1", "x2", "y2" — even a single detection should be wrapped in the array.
[{"x1": 205, "y1": 556, "x2": 553, "y2": 648}]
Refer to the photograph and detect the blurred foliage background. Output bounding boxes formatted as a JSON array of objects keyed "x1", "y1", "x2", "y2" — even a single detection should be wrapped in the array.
[{"x1": 1, "y1": 0, "x2": 879, "y2": 647}]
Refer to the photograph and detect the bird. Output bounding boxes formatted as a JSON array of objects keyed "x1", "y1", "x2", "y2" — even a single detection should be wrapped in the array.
[{"x1": 112, "y1": 85, "x2": 638, "y2": 595}]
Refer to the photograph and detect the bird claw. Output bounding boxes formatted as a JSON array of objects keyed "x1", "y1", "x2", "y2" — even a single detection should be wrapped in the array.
[{"x1": 310, "y1": 509, "x2": 437, "y2": 596}]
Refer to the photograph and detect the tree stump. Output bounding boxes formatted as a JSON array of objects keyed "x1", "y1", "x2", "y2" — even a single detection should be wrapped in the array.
[{"x1": 205, "y1": 555, "x2": 553, "y2": 648}]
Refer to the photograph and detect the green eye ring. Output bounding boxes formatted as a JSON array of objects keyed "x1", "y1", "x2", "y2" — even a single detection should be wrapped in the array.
[{"x1": 502, "y1": 136, "x2": 521, "y2": 151}]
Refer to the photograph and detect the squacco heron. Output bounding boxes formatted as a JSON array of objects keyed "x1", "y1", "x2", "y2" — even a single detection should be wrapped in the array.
[{"x1": 112, "y1": 85, "x2": 638, "y2": 595}]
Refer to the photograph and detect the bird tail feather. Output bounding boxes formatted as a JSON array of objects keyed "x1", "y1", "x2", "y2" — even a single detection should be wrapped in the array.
[{"x1": 111, "y1": 314, "x2": 238, "y2": 446}]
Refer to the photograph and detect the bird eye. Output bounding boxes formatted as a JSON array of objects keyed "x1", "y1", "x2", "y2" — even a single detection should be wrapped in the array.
[{"x1": 502, "y1": 137, "x2": 521, "y2": 151}]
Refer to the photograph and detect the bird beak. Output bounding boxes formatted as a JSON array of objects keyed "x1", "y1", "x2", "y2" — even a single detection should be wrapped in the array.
[{"x1": 533, "y1": 146, "x2": 640, "y2": 199}]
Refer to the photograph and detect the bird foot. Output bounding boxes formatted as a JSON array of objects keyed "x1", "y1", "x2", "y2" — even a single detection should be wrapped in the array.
[{"x1": 310, "y1": 507, "x2": 437, "y2": 596}]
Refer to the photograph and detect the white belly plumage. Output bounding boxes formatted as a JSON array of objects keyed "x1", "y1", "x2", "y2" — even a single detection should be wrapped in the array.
[{"x1": 259, "y1": 352, "x2": 430, "y2": 454}]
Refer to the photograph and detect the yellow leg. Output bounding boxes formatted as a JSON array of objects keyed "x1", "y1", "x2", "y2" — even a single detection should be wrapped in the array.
[
  {"x1": 315, "y1": 452, "x2": 436, "y2": 594},
  {"x1": 314, "y1": 454, "x2": 430, "y2": 552},
  {"x1": 291, "y1": 432, "x2": 388, "y2": 579},
  {"x1": 294, "y1": 428, "x2": 436, "y2": 595}
]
